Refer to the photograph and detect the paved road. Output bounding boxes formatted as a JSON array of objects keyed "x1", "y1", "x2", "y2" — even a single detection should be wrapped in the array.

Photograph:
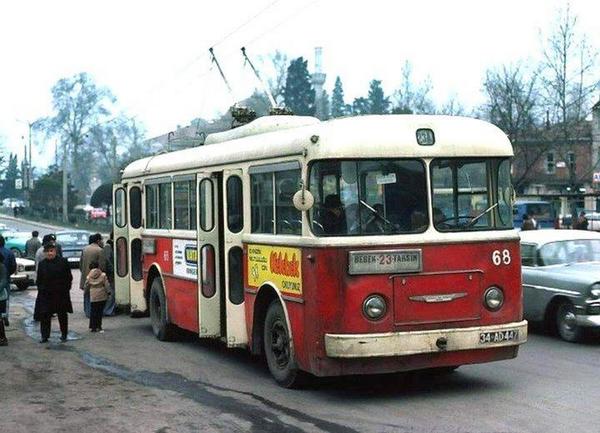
[{"x1": 3, "y1": 217, "x2": 600, "y2": 433}]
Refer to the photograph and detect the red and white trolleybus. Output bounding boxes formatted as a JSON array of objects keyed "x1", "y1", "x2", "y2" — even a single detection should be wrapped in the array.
[{"x1": 113, "y1": 114, "x2": 527, "y2": 387}]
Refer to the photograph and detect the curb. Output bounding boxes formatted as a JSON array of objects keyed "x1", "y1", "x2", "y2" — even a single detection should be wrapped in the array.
[{"x1": 0, "y1": 214, "x2": 65, "y2": 231}]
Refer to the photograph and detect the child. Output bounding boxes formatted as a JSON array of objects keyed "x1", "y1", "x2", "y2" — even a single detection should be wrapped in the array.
[{"x1": 84, "y1": 261, "x2": 110, "y2": 333}]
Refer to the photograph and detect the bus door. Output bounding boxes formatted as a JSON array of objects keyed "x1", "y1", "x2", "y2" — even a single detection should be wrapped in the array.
[
  {"x1": 128, "y1": 183, "x2": 146, "y2": 315},
  {"x1": 113, "y1": 184, "x2": 130, "y2": 308},
  {"x1": 222, "y1": 169, "x2": 247, "y2": 347},
  {"x1": 197, "y1": 173, "x2": 221, "y2": 338}
]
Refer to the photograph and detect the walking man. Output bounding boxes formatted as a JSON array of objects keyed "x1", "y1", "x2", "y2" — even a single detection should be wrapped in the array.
[
  {"x1": 35, "y1": 242, "x2": 73, "y2": 343},
  {"x1": 25, "y1": 231, "x2": 42, "y2": 259}
]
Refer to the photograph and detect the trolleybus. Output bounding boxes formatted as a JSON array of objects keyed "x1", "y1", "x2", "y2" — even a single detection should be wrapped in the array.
[{"x1": 113, "y1": 114, "x2": 527, "y2": 387}]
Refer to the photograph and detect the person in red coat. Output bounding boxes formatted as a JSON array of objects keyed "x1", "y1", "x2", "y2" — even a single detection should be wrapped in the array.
[{"x1": 35, "y1": 242, "x2": 73, "y2": 343}]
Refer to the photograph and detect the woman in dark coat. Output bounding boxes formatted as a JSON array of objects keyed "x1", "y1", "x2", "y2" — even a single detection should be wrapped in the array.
[{"x1": 35, "y1": 242, "x2": 73, "y2": 343}]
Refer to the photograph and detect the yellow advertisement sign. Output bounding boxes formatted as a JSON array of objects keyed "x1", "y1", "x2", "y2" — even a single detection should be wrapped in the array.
[{"x1": 247, "y1": 244, "x2": 302, "y2": 295}]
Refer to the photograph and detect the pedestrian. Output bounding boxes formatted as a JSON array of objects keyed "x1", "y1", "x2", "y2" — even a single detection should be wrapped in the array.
[
  {"x1": 0, "y1": 254, "x2": 9, "y2": 346},
  {"x1": 521, "y1": 214, "x2": 535, "y2": 231},
  {"x1": 575, "y1": 211, "x2": 589, "y2": 230},
  {"x1": 0, "y1": 235, "x2": 16, "y2": 326},
  {"x1": 84, "y1": 260, "x2": 110, "y2": 332},
  {"x1": 35, "y1": 242, "x2": 73, "y2": 343},
  {"x1": 25, "y1": 231, "x2": 42, "y2": 259},
  {"x1": 79, "y1": 233, "x2": 105, "y2": 318},
  {"x1": 102, "y1": 231, "x2": 116, "y2": 316}
]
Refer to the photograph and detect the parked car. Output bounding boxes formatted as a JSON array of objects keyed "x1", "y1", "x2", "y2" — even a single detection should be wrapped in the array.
[
  {"x1": 56, "y1": 230, "x2": 91, "y2": 265},
  {"x1": 10, "y1": 257, "x2": 36, "y2": 291},
  {"x1": 2, "y1": 231, "x2": 30, "y2": 258},
  {"x1": 520, "y1": 229, "x2": 600, "y2": 342},
  {"x1": 513, "y1": 200, "x2": 557, "y2": 229},
  {"x1": 89, "y1": 208, "x2": 107, "y2": 220}
]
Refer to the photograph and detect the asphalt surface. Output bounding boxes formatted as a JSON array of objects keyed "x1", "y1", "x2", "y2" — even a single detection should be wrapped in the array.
[{"x1": 2, "y1": 216, "x2": 600, "y2": 433}]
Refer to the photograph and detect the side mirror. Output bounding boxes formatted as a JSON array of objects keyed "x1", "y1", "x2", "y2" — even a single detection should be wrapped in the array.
[{"x1": 293, "y1": 184, "x2": 314, "y2": 211}]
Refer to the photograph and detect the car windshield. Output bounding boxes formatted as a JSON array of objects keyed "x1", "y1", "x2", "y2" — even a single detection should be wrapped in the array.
[
  {"x1": 431, "y1": 158, "x2": 512, "y2": 231},
  {"x1": 539, "y1": 239, "x2": 600, "y2": 265},
  {"x1": 309, "y1": 159, "x2": 428, "y2": 236},
  {"x1": 56, "y1": 232, "x2": 89, "y2": 245}
]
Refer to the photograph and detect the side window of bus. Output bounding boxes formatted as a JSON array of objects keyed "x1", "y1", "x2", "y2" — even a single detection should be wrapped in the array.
[
  {"x1": 130, "y1": 186, "x2": 142, "y2": 229},
  {"x1": 227, "y1": 176, "x2": 243, "y2": 233},
  {"x1": 114, "y1": 188, "x2": 126, "y2": 228},
  {"x1": 174, "y1": 180, "x2": 196, "y2": 230},
  {"x1": 251, "y1": 173, "x2": 274, "y2": 234},
  {"x1": 145, "y1": 184, "x2": 159, "y2": 229},
  {"x1": 199, "y1": 179, "x2": 214, "y2": 231},
  {"x1": 275, "y1": 170, "x2": 301, "y2": 235},
  {"x1": 159, "y1": 182, "x2": 172, "y2": 229}
]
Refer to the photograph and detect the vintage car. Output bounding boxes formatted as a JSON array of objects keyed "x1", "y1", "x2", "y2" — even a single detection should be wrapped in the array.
[
  {"x1": 520, "y1": 230, "x2": 600, "y2": 342},
  {"x1": 2, "y1": 231, "x2": 30, "y2": 258},
  {"x1": 10, "y1": 257, "x2": 36, "y2": 290},
  {"x1": 56, "y1": 230, "x2": 91, "y2": 265}
]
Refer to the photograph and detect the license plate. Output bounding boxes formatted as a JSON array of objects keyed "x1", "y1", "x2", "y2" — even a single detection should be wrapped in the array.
[
  {"x1": 479, "y1": 329, "x2": 519, "y2": 344},
  {"x1": 67, "y1": 257, "x2": 79, "y2": 262},
  {"x1": 348, "y1": 249, "x2": 422, "y2": 275}
]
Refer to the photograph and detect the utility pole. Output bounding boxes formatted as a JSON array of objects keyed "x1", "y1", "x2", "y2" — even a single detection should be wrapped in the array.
[{"x1": 62, "y1": 139, "x2": 68, "y2": 223}]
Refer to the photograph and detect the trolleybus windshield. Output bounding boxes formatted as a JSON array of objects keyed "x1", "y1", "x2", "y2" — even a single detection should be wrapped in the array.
[
  {"x1": 309, "y1": 159, "x2": 428, "y2": 236},
  {"x1": 431, "y1": 157, "x2": 512, "y2": 231}
]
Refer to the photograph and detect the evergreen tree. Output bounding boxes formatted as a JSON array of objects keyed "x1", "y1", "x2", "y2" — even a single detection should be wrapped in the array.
[
  {"x1": 2, "y1": 154, "x2": 20, "y2": 198},
  {"x1": 331, "y1": 76, "x2": 346, "y2": 118},
  {"x1": 282, "y1": 57, "x2": 315, "y2": 116},
  {"x1": 352, "y1": 97, "x2": 370, "y2": 116},
  {"x1": 367, "y1": 79, "x2": 390, "y2": 114}
]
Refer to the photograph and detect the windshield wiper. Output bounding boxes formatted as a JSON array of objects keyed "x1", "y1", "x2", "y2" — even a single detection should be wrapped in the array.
[
  {"x1": 359, "y1": 200, "x2": 393, "y2": 226},
  {"x1": 466, "y1": 203, "x2": 498, "y2": 227}
]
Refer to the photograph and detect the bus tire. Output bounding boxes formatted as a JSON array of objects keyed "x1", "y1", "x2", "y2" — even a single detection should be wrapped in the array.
[
  {"x1": 149, "y1": 278, "x2": 175, "y2": 341},
  {"x1": 555, "y1": 300, "x2": 582, "y2": 343},
  {"x1": 264, "y1": 300, "x2": 305, "y2": 388}
]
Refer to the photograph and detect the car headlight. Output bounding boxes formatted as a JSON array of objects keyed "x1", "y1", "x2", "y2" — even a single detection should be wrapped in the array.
[
  {"x1": 17, "y1": 264, "x2": 24, "y2": 272},
  {"x1": 363, "y1": 294, "x2": 387, "y2": 320},
  {"x1": 589, "y1": 283, "x2": 600, "y2": 298},
  {"x1": 484, "y1": 286, "x2": 504, "y2": 311}
]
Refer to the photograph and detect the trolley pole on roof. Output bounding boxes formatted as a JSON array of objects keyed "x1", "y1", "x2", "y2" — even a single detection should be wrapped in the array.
[
  {"x1": 209, "y1": 47, "x2": 235, "y2": 100},
  {"x1": 241, "y1": 47, "x2": 277, "y2": 108}
]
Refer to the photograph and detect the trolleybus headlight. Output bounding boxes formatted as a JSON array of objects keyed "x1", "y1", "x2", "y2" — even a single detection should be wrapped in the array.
[
  {"x1": 363, "y1": 295, "x2": 387, "y2": 320},
  {"x1": 484, "y1": 286, "x2": 504, "y2": 311}
]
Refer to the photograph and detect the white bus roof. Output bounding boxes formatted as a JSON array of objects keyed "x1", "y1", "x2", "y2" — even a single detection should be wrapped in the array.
[{"x1": 122, "y1": 114, "x2": 513, "y2": 180}]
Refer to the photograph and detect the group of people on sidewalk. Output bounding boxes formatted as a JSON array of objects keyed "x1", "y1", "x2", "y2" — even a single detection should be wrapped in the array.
[
  {"x1": 520, "y1": 211, "x2": 589, "y2": 231},
  {"x1": 0, "y1": 230, "x2": 115, "y2": 345}
]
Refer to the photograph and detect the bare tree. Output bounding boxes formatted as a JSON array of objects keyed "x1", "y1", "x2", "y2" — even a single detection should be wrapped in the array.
[
  {"x1": 438, "y1": 95, "x2": 467, "y2": 116},
  {"x1": 540, "y1": 4, "x2": 598, "y2": 186},
  {"x1": 392, "y1": 61, "x2": 435, "y2": 114},
  {"x1": 260, "y1": 50, "x2": 288, "y2": 106},
  {"x1": 481, "y1": 63, "x2": 543, "y2": 190}
]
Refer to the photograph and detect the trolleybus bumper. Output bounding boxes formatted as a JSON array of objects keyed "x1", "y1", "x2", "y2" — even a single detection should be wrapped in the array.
[{"x1": 324, "y1": 320, "x2": 528, "y2": 358}]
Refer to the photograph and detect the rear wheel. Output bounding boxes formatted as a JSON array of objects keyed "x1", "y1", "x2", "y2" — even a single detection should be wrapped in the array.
[
  {"x1": 149, "y1": 278, "x2": 175, "y2": 341},
  {"x1": 263, "y1": 300, "x2": 305, "y2": 388},
  {"x1": 555, "y1": 300, "x2": 583, "y2": 342}
]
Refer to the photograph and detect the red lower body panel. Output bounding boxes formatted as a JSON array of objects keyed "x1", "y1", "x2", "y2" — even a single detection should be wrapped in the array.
[{"x1": 164, "y1": 275, "x2": 198, "y2": 333}]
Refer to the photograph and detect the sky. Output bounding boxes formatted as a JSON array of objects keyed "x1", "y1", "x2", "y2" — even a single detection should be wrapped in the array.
[{"x1": 0, "y1": 0, "x2": 599, "y2": 170}]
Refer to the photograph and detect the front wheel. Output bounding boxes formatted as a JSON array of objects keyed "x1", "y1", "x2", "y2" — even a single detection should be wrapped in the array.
[
  {"x1": 149, "y1": 278, "x2": 175, "y2": 341},
  {"x1": 556, "y1": 300, "x2": 583, "y2": 342},
  {"x1": 263, "y1": 300, "x2": 306, "y2": 388}
]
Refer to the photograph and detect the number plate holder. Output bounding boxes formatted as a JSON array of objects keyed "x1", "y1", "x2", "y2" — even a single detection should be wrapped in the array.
[
  {"x1": 479, "y1": 329, "x2": 519, "y2": 345},
  {"x1": 348, "y1": 249, "x2": 422, "y2": 275}
]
